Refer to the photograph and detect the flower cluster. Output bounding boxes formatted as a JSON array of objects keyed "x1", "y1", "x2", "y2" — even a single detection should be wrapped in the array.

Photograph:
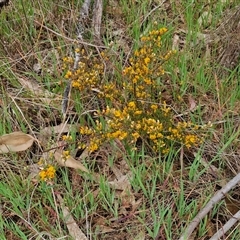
[
  {"x1": 64, "y1": 26, "x2": 206, "y2": 154},
  {"x1": 39, "y1": 165, "x2": 56, "y2": 181},
  {"x1": 122, "y1": 27, "x2": 175, "y2": 101},
  {"x1": 62, "y1": 49, "x2": 104, "y2": 95}
]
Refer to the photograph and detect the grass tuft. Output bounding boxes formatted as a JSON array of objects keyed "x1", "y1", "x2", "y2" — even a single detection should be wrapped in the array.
[{"x1": 1, "y1": 0, "x2": 240, "y2": 239}]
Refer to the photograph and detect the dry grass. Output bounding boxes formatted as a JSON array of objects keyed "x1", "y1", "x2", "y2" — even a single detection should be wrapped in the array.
[{"x1": 0, "y1": 1, "x2": 240, "y2": 239}]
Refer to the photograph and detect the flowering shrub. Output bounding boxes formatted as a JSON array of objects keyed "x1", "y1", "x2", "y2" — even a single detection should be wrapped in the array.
[{"x1": 63, "y1": 27, "x2": 205, "y2": 154}]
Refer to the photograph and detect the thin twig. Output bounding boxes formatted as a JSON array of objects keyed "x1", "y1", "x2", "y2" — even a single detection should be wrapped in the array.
[
  {"x1": 179, "y1": 172, "x2": 240, "y2": 240},
  {"x1": 34, "y1": 20, "x2": 108, "y2": 49},
  {"x1": 140, "y1": 0, "x2": 166, "y2": 28},
  {"x1": 61, "y1": 82, "x2": 72, "y2": 118},
  {"x1": 51, "y1": 187, "x2": 63, "y2": 236}
]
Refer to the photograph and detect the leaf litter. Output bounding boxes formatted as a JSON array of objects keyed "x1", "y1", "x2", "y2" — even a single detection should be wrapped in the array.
[{"x1": 1, "y1": 0, "x2": 240, "y2": 239}]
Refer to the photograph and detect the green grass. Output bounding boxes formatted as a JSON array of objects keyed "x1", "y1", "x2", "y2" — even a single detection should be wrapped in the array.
[{"x1": 1, "y1": 0, "x2": 240, "y2": 239}]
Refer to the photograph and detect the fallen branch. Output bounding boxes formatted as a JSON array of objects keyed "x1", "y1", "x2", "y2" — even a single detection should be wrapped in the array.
[
  {"x1": 80, "y1": 0, "x2": 90, "y2": 18},
  {"x1": 179, "y1": 172, "x2": 240, "y2": 240},
  {"x1": 92, "y1": 0, "x2": 103, "y2": 43},
  {"x1": 209, "y1": 210, "x2": 240, "y2": 240},
  {"x1": 77, "y1": 0, "x2": 91, "y2": 41}
]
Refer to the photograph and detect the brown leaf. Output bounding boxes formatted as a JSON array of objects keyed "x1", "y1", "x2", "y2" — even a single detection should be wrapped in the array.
[
  {"x1": 17, "y1": 77, "x2": 53, "y2": 98},
  {"x1": 54, "y1": 150, "x2": 89, "y2": 173},
  {"x1": 38, "y1": 123, "x2": 79, "y2": 144},
  {"x1": 94, "y1": 216, "x2": 115, "y2": 234},
  {"x1": 57, "y1": 194, "x2": 88, "y2": 240},
  {"x1": 109, "y1": 174, "x2": 132, "y2": 191},
  {"x1": 0, "y1": 132, "x2": 34, "y2": 153},
  {"x1": 188, "y1": 95, "x2": 197, "y2": 111},
  {"x1": 95, "y1": 224, "x2": 115, "y2": 234}
]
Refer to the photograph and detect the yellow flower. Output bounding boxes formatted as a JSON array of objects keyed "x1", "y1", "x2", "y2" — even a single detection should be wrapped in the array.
[
  {"x1": 151, "y1": 104, "x2": 158, "y2": 112},
  {"x1": 39, "y1": 170, "x2": 47, "y2": 181},
  {"x1": 119, "y1": 131, "x2": 128, "y2": 140},
  {"x1": 144, "y1": 57, "x2": 150, "y2": 65},
  {"x1": 89, "y1": 140, "x2": 99, "y2": 152},
  {"x1": 72, "y1": 81, "x2": 81, "y2": 88},
  {"x1": 80, "y1": 126, "x2": 93, "y2": 135},
  {"x1": 39, "y1": 165, "x2": 56, "y2": 181},
  {"x1": 62, "y1": 135, "x2": 72, "y2": 141},
  {"x1": 185, "y1": 135, "x2": 198, "y2": 148},
  {"x1": 149, "y1": 134, "x2": 157, "y2": 140},
  {"x1": 63, "y1": 150, "x2": 70, "y2": 156},
  {"x1": 114, "y1": 110, "x2": 122, "y2": 118},
  {"x1": 134, "y1": 110, "x2": 142, "y2": 115},
  {"x1": 45, "y1": 166, "x2": 56, "y2": 179},
  {"x1": 159, "y1": 27, "x2": 168, "y2": 35},
  {"x1": 161, "y1": 101, "x2": 171, "y2": 116},
  {"x1": 132, "y1": 132, "x2": 140, "y2": 140},
  {"x1": 65, "y1": 70, "x2": 72, "y2": 79},
  {"x1": 75, "y1": 48, "x2": 80, "y2": 53},
  {"x1": 128, "y1": 101, "x2": 136, "y2": 109}
]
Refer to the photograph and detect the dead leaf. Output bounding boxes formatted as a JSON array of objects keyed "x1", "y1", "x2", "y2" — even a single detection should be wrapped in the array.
[
  {"x1": 17, "y1": 77, "x2": 53, "y2": 97},
  {"x1": 94, "y1": 216, "x2": 115, "y2": 234},
  {"x1": 188, "y1": 95, "x2": 197, "y2": 111},
  {"x1": 109, "y1": 174, "x2": 132, "y2": 191},
  {"x1": 95, "y1": 225, "x2": 115, "y2": 234},
  {"x1": 17, "y1": 76, "x2": 54, "y2": 105},
  {"x1": 119, "y1": 186, "x2": 139, "y2": 210},
  {"x1": 57, "y1": 194, "x2": 88, "y2": 240},
  {"x1": 54, "y1": 150, "x2": 89, "y2": 173},
  {"x1": 172, "y1": 33, "x2": 180, "y2": 50},
  {"x1": 38, "y1": 123, "x2": 80, "y2": 144},
  {"x1": 0, "y1": 132, "x2": 34, "y2": 153}
]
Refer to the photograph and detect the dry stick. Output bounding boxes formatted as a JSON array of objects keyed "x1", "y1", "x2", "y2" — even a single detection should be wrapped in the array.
[
  {"x1": 80, "y1": 0, "x2": 91, "y2": 18},
  {"x1": 62, "y1": 0, "x2": 90, "y2": 119},
  {"x1": 92, "y1": 0, "x2": 103, "y2": 43},
  {"x1": 91, "y1": 0, "x2": 108, "y2": 76},
  {"x1": 34, "y1": 20, "x2": 108, "y2": 49},
  {"x1": 77, "y1": 0, "x2": 91, "y2": 41},
  {"x1": 179, "y1": 172, "x2": 240, "y2": 240},
  {"x1": 61, "y1": 50, "x2": 80, "y2": 118},
  {"x1": 51, "y1": 187, "x2": 63, "y2": 236},
  {"x1": 209, "y1": 210, "x2": 240, "y2": 240},
  {"x1": 140, "y1": 0, "x2": 166, "y2": 28},
  {"x1": 61, "y1": 82, "x2": 72, "y2": 119}
]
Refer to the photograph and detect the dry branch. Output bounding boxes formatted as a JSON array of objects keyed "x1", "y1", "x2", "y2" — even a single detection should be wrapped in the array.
[
  {"x1": 179, "y1": 172, "x2": 240, "y2": 240},
  {"x1": 80, "y1": 0, "x2": 91, "y2": 18},
  {"x1": 61, "y1": 80, "x2": 71, "y2": 117},
  {"x1": 209, "y1": 210, "x2": 240, "y2": 240},
  {"x1": 92, "y1": 0, "x2": 103, "y2": 43},
  {"x1": 77, "y1": 0, "x2": 91, "y2": 40}
]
